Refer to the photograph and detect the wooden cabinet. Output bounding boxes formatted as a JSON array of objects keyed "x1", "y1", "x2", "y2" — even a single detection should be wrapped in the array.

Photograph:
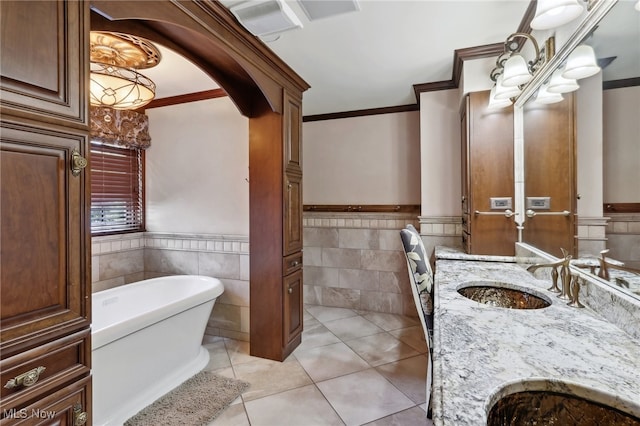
[
  {"x1": 523, "y1": 95, "x2": 576, "y2": 258},
  {"x1": 461, "y1": 90, "x2": 517, "y2": 256},
  {"x1": 249, "y1": 89, "x2": 304, "y2": 361},
  {"x1": 1, "y1": 1, "x2": 91, "y2": 423}
]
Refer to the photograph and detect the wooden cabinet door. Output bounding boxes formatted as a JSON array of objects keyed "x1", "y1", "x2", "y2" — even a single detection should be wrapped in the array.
[
  {"x1": 284, "y1": 173, "x2": 302, "y2": 255},
  {"x1": 0, "y1": 122, "x2": 90, "y2": 358},
  {"x1": 523, "y1": 95, "x2": 576, "y2": 258},
  {"x1": 283, "y1": 91, "x2": 302, "y2": 172},
  {"x1": 465, "y1": 91, "x2": 516, "y2": 256},
  {"x1": 283, "y1": 269, "x2": 303, "y2": 350},
  {"x1": 0, "y1": 1, "x2": 89, "y2": 128}
]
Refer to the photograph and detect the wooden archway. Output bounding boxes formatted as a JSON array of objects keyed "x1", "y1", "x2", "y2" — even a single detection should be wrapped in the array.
[{"x1": 91, "y1": 0, "x2": 310, "y2": 361}]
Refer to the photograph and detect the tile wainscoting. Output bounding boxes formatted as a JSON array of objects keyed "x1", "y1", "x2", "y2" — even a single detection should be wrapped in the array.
[
  {"x1": 92, "y1": 232, "x2": 250, "y2": 341},
  {"x1": 606, "y1": 214, "x2": 640, "y2": 269},
  {"x1": 303, "y1": 212, "x2": 430, "y2": 317}
]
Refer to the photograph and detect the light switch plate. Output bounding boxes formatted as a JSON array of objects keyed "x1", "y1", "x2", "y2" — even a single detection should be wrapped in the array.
[
  {"x1": 526, "y1": 196, "x2": 551, "y2": 210},
  {"x1": 490, "y1": 197, "x2": 512, "y2": 209}
]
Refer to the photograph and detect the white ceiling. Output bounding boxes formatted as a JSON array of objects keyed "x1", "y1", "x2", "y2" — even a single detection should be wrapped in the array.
[{"x1": 143, "y1": 0, "x2": 639, "y2": 116}]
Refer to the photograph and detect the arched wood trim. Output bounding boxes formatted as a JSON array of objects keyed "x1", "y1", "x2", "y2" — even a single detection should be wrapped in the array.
[{"x1": 90, "y1": 0, "x2": 309, "y2": 116}]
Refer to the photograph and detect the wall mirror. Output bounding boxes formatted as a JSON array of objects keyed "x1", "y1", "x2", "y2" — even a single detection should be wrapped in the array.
[{"x1": 516, "y1": 0, "x2": 640, "y2": 300}]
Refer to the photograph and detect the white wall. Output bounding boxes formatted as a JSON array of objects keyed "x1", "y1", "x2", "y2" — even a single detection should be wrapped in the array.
[
  {"x1": 302, "y1": 111, "x2": 421, "y2": 204},
  {"x1": 145, "y1": 97, "x2": 250, "y2": 235},
  {"x1": 576, "y1": 74, "x2": 604, "y2": 216},
  {"x1": 603, "y1": 85, "x2": 640, "y2": 203},
  {"x1": 419, "y1": 89, "x2": 461, "y2": 216}
]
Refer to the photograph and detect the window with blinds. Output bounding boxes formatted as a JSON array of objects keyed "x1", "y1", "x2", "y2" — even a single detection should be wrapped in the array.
[{"x1": 90, "y1": 141, "x2": 144, "y2": 235}]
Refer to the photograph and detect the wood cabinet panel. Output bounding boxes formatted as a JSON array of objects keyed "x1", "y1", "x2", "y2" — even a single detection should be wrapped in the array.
[
  {"x1": 284, "y1": 173, "x2": 302, "y2": 255},
  {"x1": 0, "y1": 330, "x2": 90, "y2": 413},
  {"x1": 0, "y1": 122, "x2": 89, "y2": 357},
  {"x1": 462, "y1": 91, "x2": 516, "y2": 256},
  {"x1": 283, "y1": 269, "x2": 303, "y2": 350},
  {"x1": 0, "y1": 375, "x2": 91, "y2": 425},
  {"x1": 283, "y1": 92, "x2": 302, "y2": 171},
  {"x1": 0, "y1": 1, "x2": 88, "y2": 128},
  {"x1": 523, "y1": 95, "x2": 576, "y2": 258}
]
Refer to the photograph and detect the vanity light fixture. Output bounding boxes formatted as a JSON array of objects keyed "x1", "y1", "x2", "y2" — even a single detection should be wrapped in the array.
[
  {"x1": 533, "y1": 83, "x2": 564, "y2": 105},
  {"x1": 561, "y1": 44, "x2": 601, "y2": 80},
  {"x1": 89, "y1": 32, "x2": 161, "y2": 110},
  {"x1": 547, "y1": 68, "x2": 580, "y2": 93},
  {"x1": 488, "y1": 85, "x2": 514, "y2": 109},
  {"x1": 493, "y1": 74, "x2": 522, "y2": 100},
  {"x1": 636, "y1": 0, "x2": 640, "y2": 11},
  {"x1": 530, "y1": 0, "x2": 585, "y2": 30}
]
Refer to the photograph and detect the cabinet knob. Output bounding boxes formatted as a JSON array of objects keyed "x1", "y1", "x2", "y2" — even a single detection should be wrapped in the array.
[
  {"x1": 4, "y1": 366, "x2": 46, "y2": 390},
  {"x1": 291, "y1": 260, "x2": 300, "y2": 267},
  {"x1": 71, "y1": 150, "x2": 87, "y2": 176},
  {"x1": 74, "y1": 403, "x2": 88, "y2": 426},
  {"x1": 288, "y1": 287, "x2": 293, "y2": 294}
]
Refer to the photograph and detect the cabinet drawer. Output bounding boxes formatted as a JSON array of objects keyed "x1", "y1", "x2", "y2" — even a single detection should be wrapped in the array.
[
  {"x1": 0, "y1": 375, "x2": 91, "y2": 426},
  {"x1": 0, "y1": 329, "x2": 90, "y2": 414},
  {"x1": 283, "y1": 252, "x2": 303, "y2": 276}
]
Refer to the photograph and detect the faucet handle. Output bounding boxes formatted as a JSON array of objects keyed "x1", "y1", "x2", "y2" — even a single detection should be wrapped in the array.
[{"x1": 567, "y1": 274, "x2": 585, "y2": 308}]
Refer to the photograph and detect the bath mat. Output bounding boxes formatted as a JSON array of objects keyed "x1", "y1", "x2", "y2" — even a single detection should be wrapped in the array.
[{"x1": 124, "y1": 371, "x2": 250, "y2": 426}]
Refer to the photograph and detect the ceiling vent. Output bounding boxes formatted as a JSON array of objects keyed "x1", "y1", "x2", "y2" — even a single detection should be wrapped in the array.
[
  {"x1": 297, "y1": 0, "x2": 360, "y2": 21},
  {"x1": 230, "y1": 0, "x2": 303, "y2": 37}
]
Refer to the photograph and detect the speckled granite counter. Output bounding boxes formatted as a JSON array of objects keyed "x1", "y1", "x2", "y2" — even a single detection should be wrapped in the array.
[{"x1": 432, "y1": 249, "x2": 640, "y2": 425}]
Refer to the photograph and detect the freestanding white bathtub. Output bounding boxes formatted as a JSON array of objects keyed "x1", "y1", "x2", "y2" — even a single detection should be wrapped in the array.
[{"x1": 91, "y1": 275, "x2": 224, "y2": 426}]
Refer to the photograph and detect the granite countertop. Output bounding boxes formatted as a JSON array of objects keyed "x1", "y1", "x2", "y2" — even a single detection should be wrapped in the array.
[{"x1": 432, "y1": 252, "x2": 640, "y2": 425}]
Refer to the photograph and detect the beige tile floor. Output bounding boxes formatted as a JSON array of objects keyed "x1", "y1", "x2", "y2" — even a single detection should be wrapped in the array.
[{"x1": 203, "y1": 305, "x2": 434, "y2": 426}]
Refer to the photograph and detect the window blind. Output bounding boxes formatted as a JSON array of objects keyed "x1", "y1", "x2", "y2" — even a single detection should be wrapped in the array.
[{"x1": 90, "y1": 141, "x2": 144, "y2": 235}]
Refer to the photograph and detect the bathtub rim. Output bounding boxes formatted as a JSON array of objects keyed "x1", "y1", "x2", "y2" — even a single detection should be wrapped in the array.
[{"x1": 92, "y1": 275, "x2": 224, "y2": 351}]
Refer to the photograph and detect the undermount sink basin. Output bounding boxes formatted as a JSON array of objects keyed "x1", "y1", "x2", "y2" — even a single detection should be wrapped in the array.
[
  {"x1": 457, "y1": 282, "x2": 550, "y2": 309},
  {"x1": 487, "y1": 391, "x2": 640, "y2": 426}
]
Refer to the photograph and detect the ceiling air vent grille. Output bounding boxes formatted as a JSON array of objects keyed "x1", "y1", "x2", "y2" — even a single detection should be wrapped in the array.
[{"x1": 230, "y1": 0, "x2": 303, "y2": 37}]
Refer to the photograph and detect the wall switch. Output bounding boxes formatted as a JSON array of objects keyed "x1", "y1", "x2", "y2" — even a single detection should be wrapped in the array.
[
  {"x1": 526, "y1": 196, "x2": 551, "y2": 210},
  {"x1": 490, "y1": 197, "x2": 512, "y2": 209}
]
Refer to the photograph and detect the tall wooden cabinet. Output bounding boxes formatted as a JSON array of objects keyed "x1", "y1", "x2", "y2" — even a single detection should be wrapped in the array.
[
  {"x1": 461, "y1": 90, "x2": 517, "y2": 256},
  {"x1": 1, "y1": 1, "x2": 92, "y2": 424},
  {"x1": 249, "y1": 90, "x2": 304, "y2": 361},
  {"x1": 523, "y1": 95, "x2": 576, "y2": 258}
]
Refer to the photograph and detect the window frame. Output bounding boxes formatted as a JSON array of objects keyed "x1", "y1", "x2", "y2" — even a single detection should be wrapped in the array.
[{"x1": 90, "y1": 140, "x2": 145, "y2": 236}]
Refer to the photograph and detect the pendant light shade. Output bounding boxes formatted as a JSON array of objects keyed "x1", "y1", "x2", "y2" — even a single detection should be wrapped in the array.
[
  {"x1": 561, "y1": 45, "x2": 601, "y2": 80},
  {"x1": 90, "y1": 62, "x2": 156, "y2": 110},
  {"x1": 502, "y1": 54, "x2": 532, "y2": 87},
  {"x1": 493, "y1": 75, "x2": 522, "y2": 100},
  {"x1": 547, "y1": 69, "x2": 580, "y2": 93},
  {"x1": 90, "y1": 32, "x2": 161, "y2": 110},
  {"x1": 530, "y1": 0, "x2": 584, "y2": 30},
  {"x1": 534, "y1": 83, "x2": 564, "y2": 105},
  {"x1": 488, "y1": 85, "x2": 513, "y2": 109}
]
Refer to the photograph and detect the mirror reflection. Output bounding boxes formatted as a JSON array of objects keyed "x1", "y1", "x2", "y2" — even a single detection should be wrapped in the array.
[{"x1": 522, "y1": 0, "x2": 640, "y2": 298}]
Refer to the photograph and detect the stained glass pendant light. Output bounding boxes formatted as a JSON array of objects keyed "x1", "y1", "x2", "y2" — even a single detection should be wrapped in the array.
[{"x1": 90, "y1": 32, "x2": 161, "y2": 110}]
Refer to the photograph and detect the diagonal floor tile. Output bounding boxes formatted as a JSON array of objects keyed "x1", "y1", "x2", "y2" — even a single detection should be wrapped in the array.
[
  {"x1": 323, "y1": 315, "x2": 384, "y2": 341},
  {"x1": 362, "y1": 312, "x2": 419, "y2": 331},
  {"x1": 376, "y1": 355, "x2": 428, "y2": 404},
  {"x1": 244, "y1": 384, "x2": 344, "y2": 426},
  {"x1": 207, "y1": 403, "x2": 250, "y2": 426},
  {"x1": 389, "y1": 325, "x2": 428, "y2": 353},
  {"x1": 306, "y1": 305, "x2": 358, "y2": 323},
  {"x1": 297, "y1": 321, "x2": 341, "y2": 351},
  {"x1": 294, "y1": 342, "x2": 369, "y2": 382},
  {"x1": 316, "y1": 369, "x2": 414, "y2": 426},
  {"x1": 363, "y1": 406, "x2": 433, "y2": 426},
  {"x1": 233, "y1": 357, "x2": 313, "y2": 401},
  {"x1": 345, "y1": 332, "x2": 420, "y2": 367}
]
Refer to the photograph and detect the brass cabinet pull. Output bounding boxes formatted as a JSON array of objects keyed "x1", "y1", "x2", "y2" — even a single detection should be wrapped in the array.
[
  {"x1": 4, "y1": 366, "x2": 46, "y2": 389},
  {"x1": 288, "y1": 287, "x2": 293, "y2": 294},
  {"x1": 71, "y1": 149, "x2": 87, "y2": 176},
  {"x1": 73, "y1": 403, "x2": 88, "y2": 426},
  {"x1": 290, "y1": 260, "x2": 300, "y2": 267}
]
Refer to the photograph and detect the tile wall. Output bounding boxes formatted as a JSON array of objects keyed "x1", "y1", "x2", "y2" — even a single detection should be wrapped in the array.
[
  {"x1": 302, "y1": 212, "x2": 421, "y2": 317},
  {"x1": 92, "y1": 232, "x2": 250, "y2": 341},
  {"x1": 606, "y1": 214, "x2": 640, "y2": 268}
]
